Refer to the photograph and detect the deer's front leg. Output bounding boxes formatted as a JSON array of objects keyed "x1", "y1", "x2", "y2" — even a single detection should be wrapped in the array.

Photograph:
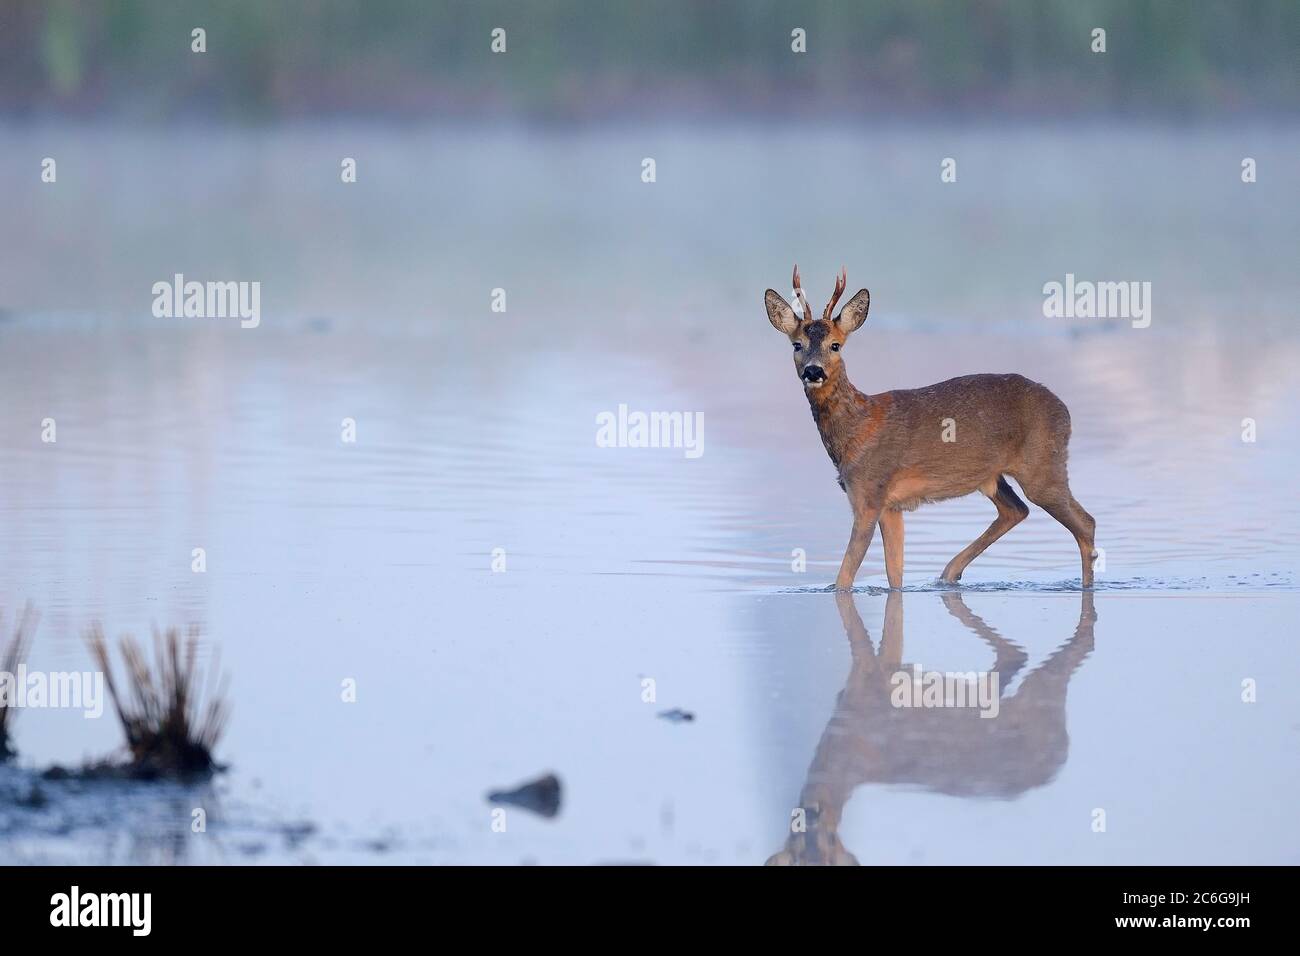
[
  {"x1": 878, "y1": 508, "x2": 904, "y2": 590},
  {"x1": 835, "y1": 504, "x2": 880, "y2": 590}
]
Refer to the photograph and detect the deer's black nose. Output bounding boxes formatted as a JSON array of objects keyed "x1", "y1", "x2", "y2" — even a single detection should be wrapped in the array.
[{"x1": 802, "y1": 365, "x2": 826, "y2": 383}]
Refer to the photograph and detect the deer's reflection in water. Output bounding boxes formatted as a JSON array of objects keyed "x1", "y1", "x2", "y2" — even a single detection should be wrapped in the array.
[{"x1": 767, "y1": 590, "x2": 1096, "y2": 866}]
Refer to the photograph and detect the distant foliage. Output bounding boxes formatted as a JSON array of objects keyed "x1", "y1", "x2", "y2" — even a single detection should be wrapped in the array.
[{"x1": 0, "y1": 0, "x2": 1296, "y2": 117}]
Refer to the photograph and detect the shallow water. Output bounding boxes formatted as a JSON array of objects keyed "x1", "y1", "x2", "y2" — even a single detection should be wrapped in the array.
[{"x1": 1, "y1": 123, "x2": 1298, "y2": 863}]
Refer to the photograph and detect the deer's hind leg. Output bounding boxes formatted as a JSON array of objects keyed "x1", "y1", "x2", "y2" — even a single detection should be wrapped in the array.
[
  {"x1": 1015, "y1": 469, "x2": 1097, "y2": 588},
  {"x1": 940, "y1": 476, "x2": 1029, "y2": 583}
]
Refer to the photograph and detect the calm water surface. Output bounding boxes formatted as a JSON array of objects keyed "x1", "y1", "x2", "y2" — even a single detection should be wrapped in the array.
[{"x1": 1, "y1": 123, "x2": 1297, "y2": 863}]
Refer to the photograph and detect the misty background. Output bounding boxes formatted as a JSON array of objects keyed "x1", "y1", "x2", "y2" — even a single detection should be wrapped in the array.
[{"x1": 1, "y1": 1, "x2": 1297, "y2": 864}]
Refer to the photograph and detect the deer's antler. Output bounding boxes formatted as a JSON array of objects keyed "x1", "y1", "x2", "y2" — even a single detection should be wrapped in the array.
[
  {"x1": 792, "y1": 264, "x2": 815, "y2": 324},
  {"x1": 823, "y1": 267, "x2": 847, "y2": 322}
]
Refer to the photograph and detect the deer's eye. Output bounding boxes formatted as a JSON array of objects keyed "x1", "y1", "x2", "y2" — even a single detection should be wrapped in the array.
[
  {"x1": 792, "y1": 342, "x2": 803, "y2": 351},
  {"x1": 830, "y1": 343, "x2": 841, "y2": 352}
]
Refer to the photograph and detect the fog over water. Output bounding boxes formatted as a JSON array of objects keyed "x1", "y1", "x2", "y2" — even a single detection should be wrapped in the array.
[{"x1": 1, "y1": 122, "x2": 1297, "y2": 863}]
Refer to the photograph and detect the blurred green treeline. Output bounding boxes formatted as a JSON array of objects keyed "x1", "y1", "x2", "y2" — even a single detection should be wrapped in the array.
[{"x1": 1, "y1": 0, "x2": 1296, "y2": 119}]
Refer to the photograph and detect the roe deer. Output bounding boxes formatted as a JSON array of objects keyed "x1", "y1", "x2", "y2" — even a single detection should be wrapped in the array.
[
  {"x1": 764, "y1": 266, "x2": 1097, "y2": 589},
  {"x1": 766, "y1": 589, "x2": 1096, "y2": 865}
]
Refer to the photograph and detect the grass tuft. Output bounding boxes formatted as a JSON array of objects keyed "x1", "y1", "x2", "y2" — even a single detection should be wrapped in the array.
[
  {"x1": 0, "y1": 604, "x2": 38, "y2": 761},
  {"x1": 86, "y1": 624, "x2": 230, "y2": 779}
]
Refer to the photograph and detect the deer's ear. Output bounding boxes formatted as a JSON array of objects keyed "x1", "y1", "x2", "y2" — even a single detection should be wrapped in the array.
[
  {"x1": 765, "y1": 289, "x2": 799, "y2": 335},
  {"x1": 835, "y1": 289, "x2": 870, "y2": 334}
]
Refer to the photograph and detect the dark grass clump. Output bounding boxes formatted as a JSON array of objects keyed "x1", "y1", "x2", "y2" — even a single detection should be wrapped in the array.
[
  {"x1": 86, "y1": 624, "x2": 230, "y2": 780},
  {"x1": 0, "y1": 605, "x2": 38, "y2": 761}
]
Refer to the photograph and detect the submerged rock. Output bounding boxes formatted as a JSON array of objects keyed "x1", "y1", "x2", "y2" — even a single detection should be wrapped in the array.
[
  {"x1": 487, "y1": 772, "x2": 562, "y2": 818},
  {"x1": 657, "y1": 708, "x2": 696, "y2": 723}
]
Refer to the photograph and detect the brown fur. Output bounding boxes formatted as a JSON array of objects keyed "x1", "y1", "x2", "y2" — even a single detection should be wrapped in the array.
[{"x1": 765, "y1": 274, "x2": 1096, "y2": 589}]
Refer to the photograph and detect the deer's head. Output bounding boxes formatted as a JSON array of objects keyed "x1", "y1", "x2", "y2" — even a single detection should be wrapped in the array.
[{"x1": 765, "y1": 266, "x2": 870, "y2": 391}]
